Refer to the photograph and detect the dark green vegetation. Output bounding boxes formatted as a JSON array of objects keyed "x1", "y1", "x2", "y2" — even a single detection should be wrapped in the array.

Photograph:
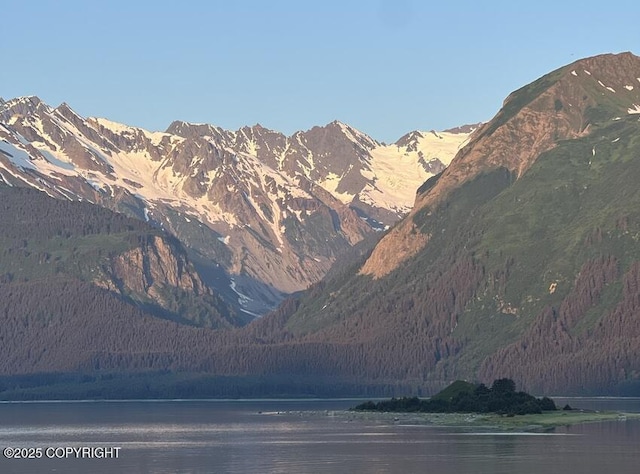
[
  {"x1": 0, "y1": 186, "x2": 240, "y2": 328},
  {"x1": 353, "y1": 379, "x2": 557, "y2": 415},
  {"x1": 0, "y1": 372, "x2": 396, "y2": 400},
  {"x1": 429, "y1": 380, "x2": 477, "y2": 402}
]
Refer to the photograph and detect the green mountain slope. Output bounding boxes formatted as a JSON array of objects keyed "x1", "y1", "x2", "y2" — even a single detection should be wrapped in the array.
[
  {"x1": 223, "y1": 52, "x2": 640, "y2": 395},
  {"x1": 0, "y1": 186, "x2": 244, "y2": 328}
]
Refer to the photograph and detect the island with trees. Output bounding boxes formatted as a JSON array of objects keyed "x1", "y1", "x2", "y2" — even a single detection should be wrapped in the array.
[{"x1": 353, "y1": 378, "x2": 557, "y2": 416}]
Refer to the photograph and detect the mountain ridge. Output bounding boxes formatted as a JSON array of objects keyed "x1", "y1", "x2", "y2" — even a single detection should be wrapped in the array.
[
  {"x1": 0, "y1": 97, "x2": 474, "y2": 315},
  {"x1": 360, "y1": 51, "x2": 640, "y2": 278}
]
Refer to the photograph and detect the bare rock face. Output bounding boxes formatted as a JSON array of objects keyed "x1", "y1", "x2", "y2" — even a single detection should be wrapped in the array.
[{"x1": 107, "y1": 235, "x2": 204, "y2": 297}]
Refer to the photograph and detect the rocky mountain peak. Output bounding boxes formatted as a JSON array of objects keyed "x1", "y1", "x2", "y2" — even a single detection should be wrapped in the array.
[
  {"x1": 432, "y1": 51, "x2": 640, "y2": 195},
  {"x1": 570, "y1": 51, "x2": 640, "y2": 82},
  {"x1": 325, "y1": 119, "x2": 380, "y2": 150},
  {"x1": 0, "y1": 95, "x2": 49, "y2": 119},
  {"x1": 395, "y1": 130, "x2": 424, "y2": 148},
  {"x1": 395, "y1": 130, "x2": 444, "y2": 154},
  {"x1": 165, "y1": 120, "x2": 238, "y2": 148},
  {"x1": 54, "y1": 102, "x2": 87, "y2": 128},
  {"x1": 360, "y1": 51, "x2": 640, "y2": 278},
  {"x1": 442, "y1": 122, "x2": 484, "y2": 134}
]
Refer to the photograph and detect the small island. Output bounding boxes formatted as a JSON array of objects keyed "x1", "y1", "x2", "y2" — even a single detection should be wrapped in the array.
[
  {"x1": 349, "y1": 378, "x2": 639, "y2": 431},
  {"x1": 353, "y1": 378, "x2": 556, "y2": 416}
]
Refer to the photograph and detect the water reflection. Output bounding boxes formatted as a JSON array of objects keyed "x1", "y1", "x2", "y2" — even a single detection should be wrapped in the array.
[{"x1": 0, "y1": 399, "x2": 639, "y2": 474}]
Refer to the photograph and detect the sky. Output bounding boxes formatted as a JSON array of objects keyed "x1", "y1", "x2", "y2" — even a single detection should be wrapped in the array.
[{"x1": 3, "y1": 1, "x2": 639, "y2": 143}]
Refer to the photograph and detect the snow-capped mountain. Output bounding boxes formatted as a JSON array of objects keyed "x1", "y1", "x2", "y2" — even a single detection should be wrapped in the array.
[{"x1": 0, "y1": 96, "x2": 475, "y2": 315}]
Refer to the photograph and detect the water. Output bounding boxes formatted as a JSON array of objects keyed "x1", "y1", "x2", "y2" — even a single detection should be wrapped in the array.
[{"x1": 1, "y1": 398, "x2": 639, "y2": 473}]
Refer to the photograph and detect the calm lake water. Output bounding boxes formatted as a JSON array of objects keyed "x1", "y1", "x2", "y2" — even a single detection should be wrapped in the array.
[{"x1": 1, "y1": 398, "x2": 640, "y2": 473}]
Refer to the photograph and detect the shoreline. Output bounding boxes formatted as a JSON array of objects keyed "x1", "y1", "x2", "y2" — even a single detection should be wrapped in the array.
[{"x1": 269, "y1": 409, "x2": 640, "y2": 432}]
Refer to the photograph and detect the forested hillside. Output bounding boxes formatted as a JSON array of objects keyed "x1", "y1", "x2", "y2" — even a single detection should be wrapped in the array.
[{"x1": 0, "y1": 186, "x2": 243, "y2": 328}]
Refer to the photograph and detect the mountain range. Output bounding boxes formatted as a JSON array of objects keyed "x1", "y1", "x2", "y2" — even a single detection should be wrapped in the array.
[
  {"x1": 2, "y1": 51, "x2": 640, "y2": 398},
  {"x1": 0, "y1": 99, "x2": 473, "y2": 316}
]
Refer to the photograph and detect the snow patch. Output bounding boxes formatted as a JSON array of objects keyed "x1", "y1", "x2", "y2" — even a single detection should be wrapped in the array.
[
  {"x1": 217, "y1": 235, "x2": 230, "y2": 245},
  {"x1": 358, "y1": 130, "x2": 470, "y2": 215},
  {"x1": 91, "y1": 117, "x2": 175, "y2": 146},
  {"x1": 628, "y1": 104, "x2": 640, "y2": 114},
  {"x1": 92, "y1": 117, "x2": 137, "y2": 135},
  {"x1": 598, "y1": 80, "x2": 615, "y2": 93},
  {"x1": 0, "y1": 160, "x2": 50, "y2": 194},
  {"x1": 229, "y1": 278, "x2": 253, "y2": 304},
  {"x1": 240, "y1": 308, "x2": 262, "y2": 318},
  {"x1": 52, "y1": 186, "x2": 77, "y2": 201},
  {"x1": 612, "y1": 137, "x2": 620, "y2": 143},
  {"x1": 35, "y1": 148, "x2": 76, "y2": 171},
  {"x1": 240, "y1": 129, "x2": 259, "y2": 156},
  {"x1": 584, "y1": 70, "x2": 591, "y2": 75},
  {"x1": 87, "y1": 180, "x2": 107, "y2": 193},
  {"x1": 571, "y1": 70, "x2": 578, "y2": 77},
  {"x1": 0, "y1": 140, "x2": 36, "y2": 169},
  {"x1": 319, "y1": 172, "x2": 354, "y2": 204},
  {"x1": 0, "y1": 171, "x2": 12, "y2": 186},
  {"x1": 625, "y1": 85, "x2": 634, "y2": 91}
]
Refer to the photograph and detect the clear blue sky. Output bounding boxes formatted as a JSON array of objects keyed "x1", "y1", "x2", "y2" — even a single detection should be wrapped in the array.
[{"x1": 3, "y1": 1, "x2": 639, "y2": 142}]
